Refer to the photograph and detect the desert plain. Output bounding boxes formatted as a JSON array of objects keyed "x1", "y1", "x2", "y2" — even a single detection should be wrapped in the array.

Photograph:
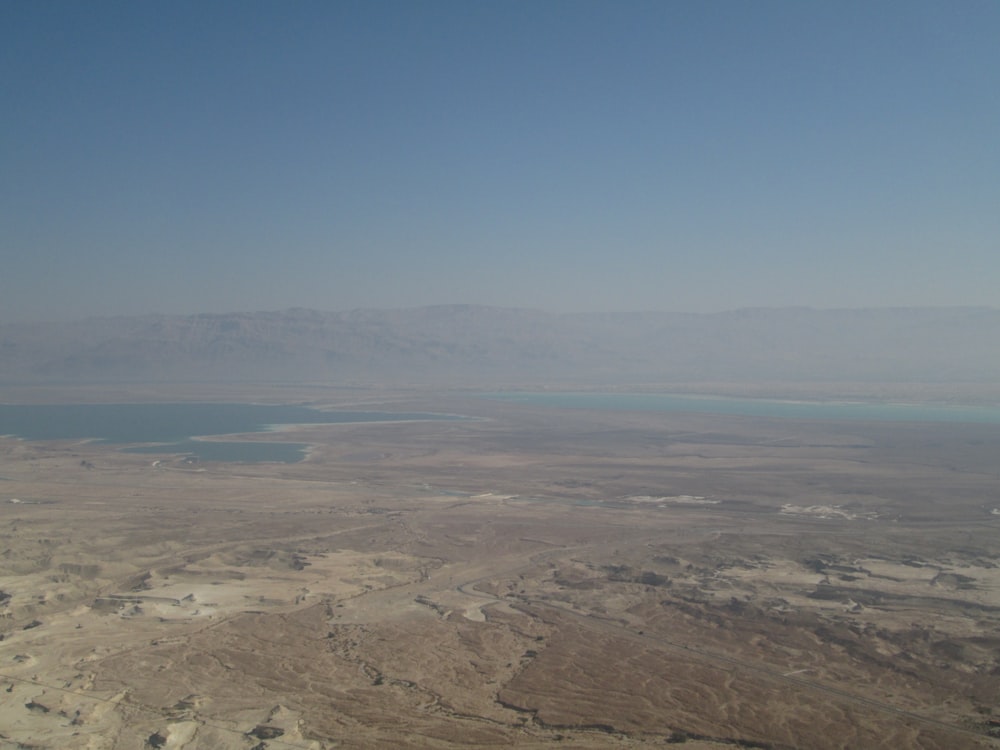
[{"x1": 1, "y1": 385, "x2": 999, "y2": 749}]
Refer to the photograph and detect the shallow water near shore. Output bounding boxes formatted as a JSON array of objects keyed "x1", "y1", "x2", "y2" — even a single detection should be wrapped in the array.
[{"x1": 486, "y1": 391, "x2": 1000, "y2": 424}]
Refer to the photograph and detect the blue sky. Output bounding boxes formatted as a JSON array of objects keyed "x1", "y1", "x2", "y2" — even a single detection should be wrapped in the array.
[{"x1": 2, "y1": 0, "x2": 998, "y2": 321}]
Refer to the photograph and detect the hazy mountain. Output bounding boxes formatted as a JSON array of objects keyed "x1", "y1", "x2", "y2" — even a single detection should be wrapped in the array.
[{"x1": 1, "y1": 305, "x2": 998, "y2": 385}]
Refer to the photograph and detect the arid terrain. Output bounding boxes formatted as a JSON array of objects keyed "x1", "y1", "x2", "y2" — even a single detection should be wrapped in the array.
[{"x1": 1, "y1": 385, "x2": 999, "y2": 749}]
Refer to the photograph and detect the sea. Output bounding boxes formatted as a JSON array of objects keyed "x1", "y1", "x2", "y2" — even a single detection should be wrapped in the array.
[
  {"x1": 484, "y1": 392, "x2": 1000, "y2": 425},
  {"x1": 0, "y1": 403, "x2": 460, "y2": 463}
]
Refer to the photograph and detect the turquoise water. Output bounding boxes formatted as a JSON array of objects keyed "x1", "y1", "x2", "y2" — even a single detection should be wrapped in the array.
[
  {"x1": 0, "y1": 403, "x2": 459, "y2": 463},
  {"x1": 485, "y1": 392, "x2": 1000, "y2": 425}
]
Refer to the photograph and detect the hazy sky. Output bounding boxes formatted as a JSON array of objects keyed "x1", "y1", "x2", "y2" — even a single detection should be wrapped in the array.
[{"x1": 3, "y1": 1, "x2": 998, "y2": 321}]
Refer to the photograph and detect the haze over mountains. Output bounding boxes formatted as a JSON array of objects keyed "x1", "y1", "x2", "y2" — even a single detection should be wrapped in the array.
[{"x1": 2, "y1": 305, "x2": 998, "y2": 386}]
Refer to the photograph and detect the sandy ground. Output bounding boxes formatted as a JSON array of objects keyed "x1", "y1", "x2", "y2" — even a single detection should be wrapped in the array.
[{"x1": 1, "y1": 386, "x2": 999, "y2": 749}]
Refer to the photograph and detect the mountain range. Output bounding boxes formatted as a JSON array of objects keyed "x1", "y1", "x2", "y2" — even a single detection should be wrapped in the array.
[{"x1": 2, "y1": 305, "x2": 998, "y2": 385}]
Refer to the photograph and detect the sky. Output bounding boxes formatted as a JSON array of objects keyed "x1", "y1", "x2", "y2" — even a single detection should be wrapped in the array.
[{"x1": 2, "y1": 0, "x2": 999, "y2": 321}]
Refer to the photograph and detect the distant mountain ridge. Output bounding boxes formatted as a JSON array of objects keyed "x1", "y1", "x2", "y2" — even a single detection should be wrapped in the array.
[{"x1": 1, "y1": 305, "x2": 998, "y2": 385}]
